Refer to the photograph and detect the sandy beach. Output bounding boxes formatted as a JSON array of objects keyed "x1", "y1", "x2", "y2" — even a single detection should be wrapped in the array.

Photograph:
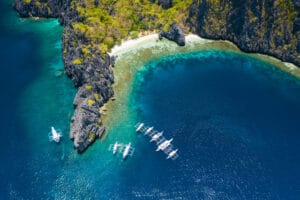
[{"x1": 110, "y1": 33, "x2": 300, "y2": 78}]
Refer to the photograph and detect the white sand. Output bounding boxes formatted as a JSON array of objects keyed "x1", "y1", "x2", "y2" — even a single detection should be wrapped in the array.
[
  {"x1": 109, "y1": 33, "x2": 300, "y2": 79},
  {"x1": 110, "y1": 34, "x2": 159, "y2": 56},
  {"x1": 110, "y1": 33, "x2": 213, "y2": 57}
]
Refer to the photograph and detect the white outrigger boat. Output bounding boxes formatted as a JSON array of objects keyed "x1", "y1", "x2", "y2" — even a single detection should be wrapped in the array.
[
  {"x1": 112, "y1": 142, "x2": 120, "y2": 155},
  {"x1": 49, "y1": 126, "x2": 62, "y2": 143},
  {"x1": 156, "y1": 138, "x2": 173, "y2": 151},
  {"x1": 135, "y1": 123, "x2": 179, "y2": 160},
  {"x1": 167, "y1": 149, "x2": 178, "y2": 159},
  {"x1": 109, "y1": 142, "x2": 135, "y2": 160},
  {"x1": 144, "y1": 127, "x2": 153, "y2": 135},
  {"x1": 150, "y1": 131, "x2": 163, "y2": 142},
  {"x1": 122, "y1": 143, "x2": 133, "y2": 160},
  {"x1": 135, "y1": 123, "x2": 144, "y2": 132}
]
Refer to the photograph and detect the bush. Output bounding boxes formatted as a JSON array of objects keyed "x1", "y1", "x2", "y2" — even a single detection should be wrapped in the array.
[
  {"x1": 94, "y1": 93, "x2": 100, "y2": 101},
  {"x1": 130, "y1": 31, "x2": 139, "y2": 39},
  {"x1": 88, "y1": 132, "x2": 95, "y2": 141},
  {"x1": 85, "y1": 85, "x2": 93, "y2": 92},
  {"x1": 82, "y1": 48, "x2": 90, "y2": 56},
  {"x1": 88, "y1": 99, "x2": 95, "y2": 106},
  {"x1": 73, "y1": 58, "x2": 83, "y2": 65}
]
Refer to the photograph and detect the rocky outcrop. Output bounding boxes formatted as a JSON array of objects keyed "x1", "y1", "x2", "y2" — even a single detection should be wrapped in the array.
[
  {"x1": 188, "y1": 0, "x2": 300, "y2": 66},
  {"x1": 158, "y1": 0, "x2": 173, "y2": 9},
  {"x1": 159, "y1": 22, "x2": 185, "y2": 46},
  {"x1": 13, "y1": 0, "x2": 65, "y2": 20},
  {"x1": 13, "y1": 0, "x2": 114, "y2": 153},
  {"x1": 149, "y1": 0, "x2": 173, "y2": 9},
  {"x1": 63, "y1": 26, "x2": 114, "y2": 153}
]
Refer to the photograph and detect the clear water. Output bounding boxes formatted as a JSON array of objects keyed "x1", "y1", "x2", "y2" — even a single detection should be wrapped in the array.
[{"x1": 1, "y1": 1, "x2": 300, "y2": 199}]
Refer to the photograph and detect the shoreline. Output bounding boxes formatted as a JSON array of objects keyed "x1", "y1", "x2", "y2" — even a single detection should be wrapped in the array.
[
  {"x1": 102, "y1": 33, "x2": 300, "y2": 134},
  {"x1": 111, "y1": 33, "x2": 300, "y2": 78}
]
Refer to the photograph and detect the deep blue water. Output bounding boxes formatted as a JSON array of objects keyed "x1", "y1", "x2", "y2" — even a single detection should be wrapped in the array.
[
  {"x1": 0, "y1": 1, "x2": 76, "y2": 199},
  {"x1": 0, "y1": 1, "x2": 41, "y2": 198},
  {"x1": 129, "y1": 52, "x2": 300, "y2": 199},
  {"x1": 1, "y1": 0, "x2": 300, "y2": 199}
]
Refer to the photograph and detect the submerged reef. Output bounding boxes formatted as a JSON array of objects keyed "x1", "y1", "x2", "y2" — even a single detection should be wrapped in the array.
[{"x1": 13, "y1": 0, "x2": 300, "y2": 153}]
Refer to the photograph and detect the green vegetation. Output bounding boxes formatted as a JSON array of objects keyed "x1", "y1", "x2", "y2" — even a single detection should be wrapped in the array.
[
  {"x1": 73, "y1": 58, "x2": 83, "y2": 65},
  {"x1": 129, "y1": 31, "x2": 139, "y2": 39},
  {"x1": 94, "y1": 93, "x2": 99, "y2": 101},
  {"x1": 81, "y1": 47, "x2": 90, "y2": 56},
  {"x1": 23, "y1": 0, "x2": 31, "y2": 4},
  {"x1": 70, "y1": 0, "x2": 193, "y2": 55},
  {"x1": 88, "y1": 131, "x2": 95, "y2": 141},
  {"x1": 85, "y1": 84, "x2": 93, "y2": 92},
  {"x1": 88, "y1": 99, "x2": 95, "y2": 106},
  {"x1": 62, "y1": 0, "x2": 300, "y2": 66},
  {"x1": 189, "y1": 0, "x2": 299, "y2": 63}
]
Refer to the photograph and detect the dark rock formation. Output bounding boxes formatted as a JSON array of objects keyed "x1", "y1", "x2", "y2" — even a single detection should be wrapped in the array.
[
  {"x1": 188, "y1": 0, "x2": 300, "y2": 66},
  {"x1": 13, "y1": 0, "x2": 66, "y2": 21},
  {"x1": 62, "y1": 22, "x2": 114, "y2": 153},
  {"x1": 158, "y1": 0, "x2": 173, "y2": 9},
  {"x1": 149, "y1": 0, "x2": 173, "y2": 9},
  {"x1": 64, "y1": 34, "x2": 114, "y2": 152},
  {"x1": 159, "y1": 22, "x2": 185, "y2": 46},
  {"x1": 13, "y1": 0, "x2": 114, "y2": 153}
]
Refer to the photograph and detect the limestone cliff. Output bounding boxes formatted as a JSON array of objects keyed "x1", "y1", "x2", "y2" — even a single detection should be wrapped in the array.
[
  {"x1": 14, "y1": 0, "x2": 114, "y2": 153},
  {"x1": 188, "y1": 0, "x2": 300, "y2": 66}
]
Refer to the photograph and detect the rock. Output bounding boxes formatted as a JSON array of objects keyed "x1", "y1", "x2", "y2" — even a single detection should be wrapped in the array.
[
  {"x1": 13, "y1": 0, "x2": 114, "y2": 153},
  {"x1": 70, "y1": 97, "x2": 105, "y2": 153},
  {"x1": 13, "y1": 0, "x2": 62, "y2": 18},
  {"x1": 158, "y1": 0, "x2": 173, "y2": 9},
  {"x1": 187, "y1": 0, "x2": 300, "y2": 66},
  {"x1": 159, "y1": 22, "x2": 185, "y2": 46}
]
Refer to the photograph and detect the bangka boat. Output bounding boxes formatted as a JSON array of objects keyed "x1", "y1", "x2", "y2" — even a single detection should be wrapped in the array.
[
  {"x1": 156, "y1": 138, "x2": 173, "y2": 151},
  {"x1": 49, "y1": 126, "x2": 62, "y2": 143}
]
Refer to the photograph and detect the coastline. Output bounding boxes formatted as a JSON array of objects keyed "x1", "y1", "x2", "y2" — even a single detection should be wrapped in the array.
[
  {"x1": 102, "y1": 33, "x2": 300, "y2": 133},
  {"x1": 12, "y1": 0, "x2": 300, "y2": 153},
  {"x1": 111, "y1": 33, "x2": 300, "y2": 78}
]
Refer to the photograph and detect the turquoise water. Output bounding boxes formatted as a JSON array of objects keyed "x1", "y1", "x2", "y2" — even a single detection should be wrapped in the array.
[{"x1": 1, "y1": 1, "x2": 300, "y2": 199}]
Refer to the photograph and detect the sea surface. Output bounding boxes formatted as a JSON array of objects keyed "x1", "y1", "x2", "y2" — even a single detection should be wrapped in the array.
[{"x1": 1, "y1": 1, "x2": 300, "y2": 199}]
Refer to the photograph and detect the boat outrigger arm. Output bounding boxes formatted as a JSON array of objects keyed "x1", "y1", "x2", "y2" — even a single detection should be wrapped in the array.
[{"x1": 112, "y1": 142, "x2": 121, "y2": 155}]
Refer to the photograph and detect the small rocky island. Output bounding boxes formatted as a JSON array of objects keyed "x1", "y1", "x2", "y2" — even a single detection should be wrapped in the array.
[{"x1": 13, "y1": 0, "x2": 300, "y2": 153}]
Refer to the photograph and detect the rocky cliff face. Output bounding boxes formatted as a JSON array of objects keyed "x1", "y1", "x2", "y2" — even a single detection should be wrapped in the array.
[
  {"x1": 188, "y1": 0, "x2": 300, "y2": 66},
  {"x1": 63, "y1": 25, "x2": 114, "y2": 153},
  {"x1": 159, "y1": 22, "x2": 186, "y2": 46},
  {"x1": 13, "y1": 0, "x2": 300, "y2": 153},
  {"x1": 13, "y1": 0, "x2": 114, "y2": 153}
]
